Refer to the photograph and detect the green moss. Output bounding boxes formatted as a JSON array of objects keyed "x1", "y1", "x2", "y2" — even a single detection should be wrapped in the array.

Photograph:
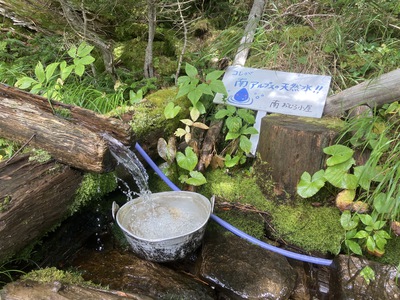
[
  {"x1": 22, "y1": 267, "x2": 102, "y2": 288},
  {"x1": 373, "y1": 236, "x2": 400, "y2": 266},
  {"x1": 272, "y1": 203, "x2": 344, "y2": 255},
  {"x1": 0, "y1": 195, "x2": 11, "y2": 213},
  {"x1": 70, "y1": 172, "x2": 117, "y2": 214},
  {"x1": 130, "y1": 87, "x2": 190, "y2": 140},
  {"x1": 29, "y1": 149, "x2": 52, "y2": 163}
]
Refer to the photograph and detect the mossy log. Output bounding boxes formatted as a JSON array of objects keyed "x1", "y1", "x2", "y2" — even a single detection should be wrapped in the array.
[
  {"x1": 257, "y1": 114, "x2": 343, "y2": 197},
  {"x1": 0, "y1": 84, "x2": 132, "y2": 173},
  {"x1": 0, "y1": 153, "x2": 83, "y2": 262}
]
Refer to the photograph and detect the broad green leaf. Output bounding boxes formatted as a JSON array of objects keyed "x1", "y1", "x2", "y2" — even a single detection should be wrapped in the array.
[
  {"x1": 359, "y1": 266, "x2": 375, "y2": 284},
  {"x1": 186, "y1": 171, "x2": 207, "y2": 186},
  {"x1": 215, "y1": 109, "x2": 229, "y2": 119},
  {"x1": 226, "y1": 105, "x2": 236, "y2": 114},
  {"x1": 176, "y1": 147, "x2": 198, "y2": 171},
  {"x1": 341, "y1": 210, "x2": 359, "y2": 230},
  {"x1": 74, "y1": 56, "x2": 95, "y2": 66},
  {"x1": 241, "y1": 126, "x2": 258, "y2": 135},
  {"x1": 237, "y1": 109, "x2": 255, "y2": 124},
  {"x1": 297, "y1": 170, "x2": 326, "y2": 198},
  {"x1": 188, "y1": 88, "x2": 202, "y2": 104},
  {"x1": 209, "y1": 80, "x2": 227, "y2": 94},
  {"x1": 77, "y1": 42, "x2": 94, "y2": 57},
  {"x1": 225, "y1": 154, "x2": 240, "y2": 168},
  {"x1": 185, "y1": 63, "x2": 198, "y2": 78},
  {"x1": 345, "y1": 239, "x2": 363, "y2": 255},
  {"x1": 225, "y1": 116, "x2": 242, "y2": 132},
  {"x1": 164, "y1": 102, "x2": 181, "y2": 119},
  {"x1": 67, "y1": 46, "x2": 77, "y2": 58},
  {"x1": 194, "y1": 101, "x2": 206, "y2": 114},
  {"x1": 373, "y1": 193, "x2": 394, "y2": 214},
  {"x1": 324, "y1": 144, "x2": 354, "y2": 166},
  {"x1": 177, "y1": 75, "x2": 190, "y2": 86},
  {"x1": 359, "y1": 214, "x2": 374, "y2": 226},
  {"x1": 35, "y1": 62, "x2": 45, "y2": 84},
  {"x1": 15, "y1": 77, "x2": 37, "y2": 89},
  {"x1": 225, "y1": 131, "x2": 241, "y2": 140},
  {"x1": 30, "y1": 83, "x2": 43, "y2": 94},
  {"x1": 176, "y1": 83, "x2": 192, "y2": 98},
  {"x1": 374, "y1": 230, "x2": 391, "y2": 240},
  {"x1": 324, "y1": 163, "x2": 357, "y2": 189},
  {"x1": 45, "y1": 62, "x2": 59, "y2": 82},
  {"x1": 60, "y1": 64, "x2": 74, "y2": 81},
  {"x1": 239, "y1": 135, "x2": 252, "y2": 153},
  {"x1": 372, "y1": 221, "x2": 386, "y2": 230},
  {"x1": 353, "y1": 230, "x2": 369, "y2": 239},
  {"x1": 74, "y1": 64, "x2": 84, "y2": 76},
  {"x1": 196, "y1": 83, "x2": 213, "y2": 95},
  {"x1": 206, "y1": 70, "x2": 224, "y2": 81},
  {"x1": 366, "y1": 236, "x2": 376, "y2": 252}
]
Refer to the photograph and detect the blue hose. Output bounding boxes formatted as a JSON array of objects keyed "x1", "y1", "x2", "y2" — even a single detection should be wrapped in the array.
[{"x1": 135, "y1": 143, "x2": 334, "y2": 267}]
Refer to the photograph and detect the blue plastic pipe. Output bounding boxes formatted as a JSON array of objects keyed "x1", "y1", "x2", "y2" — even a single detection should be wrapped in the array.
[{"x1": 135, "y1": 143, "x2": 334, "y2": 267}]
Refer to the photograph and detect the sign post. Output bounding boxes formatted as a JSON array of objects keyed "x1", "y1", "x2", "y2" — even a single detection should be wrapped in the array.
[{"x1": 213, "y1": 66, "x2": 331, "y2": 154}]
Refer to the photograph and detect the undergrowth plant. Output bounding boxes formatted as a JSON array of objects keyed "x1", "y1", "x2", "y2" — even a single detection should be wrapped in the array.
[{"x1": 297, "y1": 101, "x2": 400, "y2": 257}]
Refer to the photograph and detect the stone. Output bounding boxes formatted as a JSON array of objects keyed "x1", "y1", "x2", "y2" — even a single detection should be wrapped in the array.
[
  {"x1": 199, "y1": 229, "x2": 297, "y2": 299},
  {"x1": 332, "y1": 255, "x2": 400, "y2": 299}
]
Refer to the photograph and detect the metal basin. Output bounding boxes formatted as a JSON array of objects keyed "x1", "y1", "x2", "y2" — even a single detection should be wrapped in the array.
[{"x1": 112, "y1": 191, "x2": 214, "y2": 262}]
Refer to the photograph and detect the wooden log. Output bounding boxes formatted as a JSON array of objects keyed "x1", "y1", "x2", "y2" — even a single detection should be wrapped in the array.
[
  {"x1": 323, "y1": 68, "x2": 400, "y2": 116},
  {"x1": 0, "y1": 84, "x2": 132, "y2": 172},
  {"x1": 0, "y1": 153, "x2": 83, "y2": 261},
  {"x1": 257, "y1": 114, "x2": 343, "y2": 197}
]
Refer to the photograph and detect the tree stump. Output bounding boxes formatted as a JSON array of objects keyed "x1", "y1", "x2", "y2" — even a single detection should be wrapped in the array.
[
  {"x1": 0, "y1": 153, "x2": 83, "y2": 261},
  {"x1": 256, "y1": 114, "x2": 343, "y2": 198}
]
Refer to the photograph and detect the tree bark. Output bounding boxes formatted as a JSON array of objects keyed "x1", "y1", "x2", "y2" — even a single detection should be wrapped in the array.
[
  {"x1": 0, "y1": 154, "x2": 83, "y2": 261},
  {"x1": 144, "y1": 0, "x2": 156, "y2": 78},
  {"x1": 0, "y1": 84, "x2": 132, "y2": 173},
  {"x1": 323, "y1": 68, "x2": 400, "y2": 116},
  {"x1": 257, "y1": 115, "x2": 342, "y2": 198}
]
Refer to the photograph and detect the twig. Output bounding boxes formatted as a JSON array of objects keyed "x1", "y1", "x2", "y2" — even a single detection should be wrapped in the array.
[{"x1": 5, "y1": 134, "x2": 36, "y2": 164}]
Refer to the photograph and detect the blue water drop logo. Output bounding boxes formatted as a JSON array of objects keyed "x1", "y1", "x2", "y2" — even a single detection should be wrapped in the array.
[{"x1": 234, "y1": 88, "x2": 249, "y2": 102}]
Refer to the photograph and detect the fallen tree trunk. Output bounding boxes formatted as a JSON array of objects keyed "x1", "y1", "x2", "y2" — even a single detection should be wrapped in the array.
[
  {"x1": 323, "y1": 68, "x2": 400, "y2": 116},
  {"x1": 0, "y1": 84, "x2": 132, "y2": 172},
  {"x1": 0, "y1": 153, "x2": 83, "y2": 261}
]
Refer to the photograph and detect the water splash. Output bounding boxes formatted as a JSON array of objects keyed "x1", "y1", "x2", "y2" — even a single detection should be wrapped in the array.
[{"x1": 102, "y1": 133, "x2": 150, "y2": 198}]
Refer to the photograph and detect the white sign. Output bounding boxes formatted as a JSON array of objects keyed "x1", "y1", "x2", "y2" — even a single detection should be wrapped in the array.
[{"x1": 214, "y1": 66, "x2": 331, "y2": 118}]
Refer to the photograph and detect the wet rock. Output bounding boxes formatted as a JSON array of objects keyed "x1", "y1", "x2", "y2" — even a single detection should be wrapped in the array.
[
  {"x1": 199, "y1": 229, "x2": 297, "y2": 299},
  {"x1": 72, "y1": 249, "x2": 215, "y2": 300},
  {"x1": 332, "y1": 254, "x2": 400, "y2": 299}
]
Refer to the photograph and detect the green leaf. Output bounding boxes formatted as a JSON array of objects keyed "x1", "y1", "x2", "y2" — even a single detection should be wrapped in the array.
[
  {"x1": 74, "y1": 56, "x2": 95, "y2": 66},
  {"x1": 215, "y1": 109, "x2": 229, "y2": 119},
  {"x1": 226, "y1": 116, "x2": 242, "y2": 132},
  {"x1": 176, "y1": 147, "x2": 198, "y2": 171},
  {"x1": 374, "y1": 230, "x2": 391, "y2": 240},
  {"x1": 225, "y1": 154, "x2": 240, "y2": 168},
  {"x1": 206, "y1": 70, "x2": 224, "y2": 81},
  {"x1": 15, "y1": 77, "x2": 38, "y2": 90},
  {"x1": 341, "y1": 210, "x2": 359, "y2": 230},
  {"x1": 373, "y1": 193, "x2": 394, "y2": 214},
  {"x1": 74, "y1": 64, "x2": 84, "y2": 77},
  {"x1": 297, "y1": 170, "x2": 326, "y2": 198},
  {"x1": 324, "y1": 144, "x2": 354, "y2": 166},
  {"x1": 187, "y1": 88, "x2": 202, "y2": 105},
  {"x1": 225, "y1": 131, "x2": 241, "y2": 140},
  {"x1": 239, "y1": 135, "x2": 252, "y2": 153},
  {"x1": 372, "y1": 221, "x2": 386, "y2": 230},
  {"x1": 164, "y1": 102, "x2": 181, "y2": 119},
  {"x1": 76, "y1": 42, "x2": 94, "y2": 57},
  {"x1": 209, "y1": 80, "x2": 227, "y2": 95},
  {"x1": 359, "y1": 214, "x2": 374, "y2": 226},
  {"x1": 186, "y1": 171, "x2": 207, "y2": 186},
  {"x1": 241, "y1": 126, "x2": 258, "y2": 135},
  {"x1": 45, "y1": 62, "x2": 59, "y2": 82},
  {"x1": 176, "y1": 83, "x2": 193, "y2": 98},
  {"x1": 35, "y1": 62, "x2": 45, "y2": 84},
  {"x1": 196, "y1": 83, "x2": 213, "y2": 95},
  {"x1": 353, "y1": 230, "x2": 369, "y2": 239},
  {"x1": 67, "y1": 46, "x2": 77, "y2": 58},
  {"x1": 359, "y1": 266, "x2": 375, "y2": 284},
  {"x1": 366, "y1": 236, "x2": 376, "y2": 252},
  {"x1": 185, "y1": 63, "x2": 198, "y2": 78},
  {"x1": 177, "y1": 75, "x2": 190, "y2": 86},
  {"x1": 237, "y1": 109, "x2": 255, "y2": 124},
  {"x1": 324, "y1": 162, "x2": 357, "y2": 189},
  {"x1": 345, "y1": 239, "x2": 363, "y2": 255},
  {"x1": 60, "y1": 64, "x2": 74, "y2": 81}
]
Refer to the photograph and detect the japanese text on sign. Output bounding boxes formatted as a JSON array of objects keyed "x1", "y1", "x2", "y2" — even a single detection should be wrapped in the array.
[{"x1": 213, "y1": 66, "x2": 331, "y2": 118}]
